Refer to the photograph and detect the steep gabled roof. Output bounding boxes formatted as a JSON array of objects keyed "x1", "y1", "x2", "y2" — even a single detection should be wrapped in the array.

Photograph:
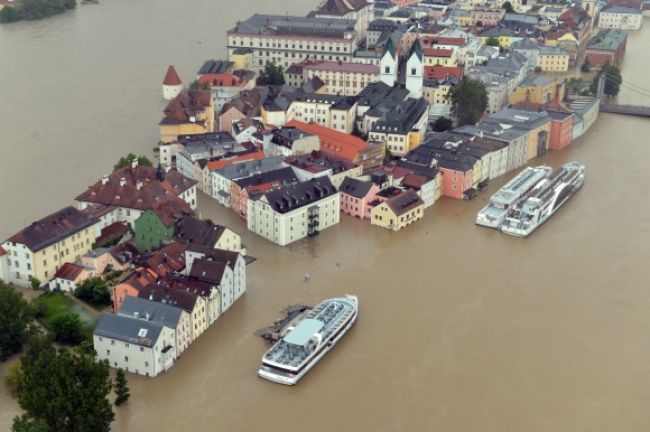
[{"x1": 163, "y1": 65, "x2": 182, "y2": 86}]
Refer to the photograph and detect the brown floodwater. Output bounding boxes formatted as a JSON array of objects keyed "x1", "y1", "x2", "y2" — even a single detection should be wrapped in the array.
[{"x1": 2, "y1": 3, "x2": 650, "y2": 431}]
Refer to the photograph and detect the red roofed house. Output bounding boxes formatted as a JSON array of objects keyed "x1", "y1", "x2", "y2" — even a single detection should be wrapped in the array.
[
  {"x1": 163, "y1": 65, "x2": 183, "y2": 101},
  {"x1": 159, "y1": 90, "x2": 215, "y2": 144},
  {"x1": 113, "y1": 268, "x2": 158, "y2": 312},
  {"x1": 286, "y1": 120, "x2": 386, "y2": 170},
  {"x1": 75, "y1": 160, "x2": 198, "y2": 227},
  {"x1": 196, "y1": 72, "x2": 256, "y2": 112},
  {"x1": 47, "y1": 263, "x2": 94, "y2": 292},
  {"x1": 423, "y1": 48, "x2": 458, "y2": 66}
]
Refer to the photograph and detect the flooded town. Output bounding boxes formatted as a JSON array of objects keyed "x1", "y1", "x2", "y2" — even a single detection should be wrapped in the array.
[{"x1": 1, "y1": 0, "x2": 650, "y2": 430}]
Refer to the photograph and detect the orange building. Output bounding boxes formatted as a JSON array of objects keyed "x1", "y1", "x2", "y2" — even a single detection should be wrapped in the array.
[
  {"x1": 286, "y1": 120, "x2": 385, "y2": 170},
  {"x1": 112, "y1": 268, "x2": 157, "y2": 312}
]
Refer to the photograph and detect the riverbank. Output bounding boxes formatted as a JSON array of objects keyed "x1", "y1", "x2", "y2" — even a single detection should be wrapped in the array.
[{"x1": 0, "y1": 0, "x2": 76, "y2": 24}]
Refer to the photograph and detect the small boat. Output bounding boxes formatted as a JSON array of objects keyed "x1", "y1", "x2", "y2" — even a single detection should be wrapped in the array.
[
  {"x1": 500, "y1": 162, "x2": 585, "y2": 237},
  {"x1": 476, "y1": 165, "x2": 552, "y2": 228},
  {"x1": 258, "y1": 295, "x2": 358, "y2": 385}
]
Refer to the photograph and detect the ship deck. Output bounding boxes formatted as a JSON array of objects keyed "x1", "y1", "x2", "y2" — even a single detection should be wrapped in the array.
[{"x1": 262, "y1": 297, "x2": 357, "y2": 370}]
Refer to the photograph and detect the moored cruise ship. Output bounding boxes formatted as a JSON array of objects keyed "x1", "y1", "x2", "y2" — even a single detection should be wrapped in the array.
[
  {"x1": 476, "y1": 165, "x2": 553, "y2": 228},
  {"x1": 501, "y1": 162, "x2": 585, "y2": 237},
  {"x1": 258, "y1": 295, "x2": 358, "y2": 385}
]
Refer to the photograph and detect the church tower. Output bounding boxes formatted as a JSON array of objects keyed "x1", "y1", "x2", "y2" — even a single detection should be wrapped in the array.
[
  {"x1": 380, "y1": 38, "x2": 397, "y2": 87},
  {"x1": 406, "y1": 40, "x2": 423, "y2": 99}
]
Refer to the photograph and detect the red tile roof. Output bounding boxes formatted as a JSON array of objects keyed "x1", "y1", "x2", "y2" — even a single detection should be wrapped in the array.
[
  {"x1": 402, "y1": 174, "x2": 430, "y2": 190},
  {"x1": 95, "y1": 222, "x2": 130, "y2": 247},
  {"x1": 0, "y1": 247, "x2": 6, "y2": 256},
  {"x1": 423, "y1": 48, "x2": 454, "y2": 58},
  {"x1": 385, "y1": 190, "x2": 424, "y2": 216},
  {"x1": 424, "y1": 65, "x2": 463, "y2": 81},
  {"x1": 163, "y1": 65, "x2": 182, "y2": 86},
  {"x1": 286, "y1": 120, "x2": 369, "y2": 162},
  {"x1": 150, "y1": 196, "x2": 194, "y2": 228},
  {"x1": 76, "y1": 164, "x2": 196, "y2": 211},
  {"x1": 205, "y1": 150, "x2": 266, "y2": 171},
  {"x1": 138, "y1": 242, "x2": 186, "y2": 277},
  {"x1": 160, "y1": 90, "x2": 212, "y2": 125},
  {"x1": 53, "y1": 263, "x2": 85, "y2": 281},
  {"x1": 197, "y1": 73, "x2": 245, "y2": 87},
  {"x1": 304, "y1": 60, "x2": 379, "y2": 74},
  {"x1": 420, "y1": 36, "x2": 466, "y2": 47}
]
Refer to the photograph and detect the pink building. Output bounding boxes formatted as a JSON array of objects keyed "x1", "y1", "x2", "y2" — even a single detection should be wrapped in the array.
[
  {"x1": 339, "y1": 177, "x2": 380, "y2": 219},
  {"x1": 439, "y1": 165, "x2": 474, "y2": 199}
]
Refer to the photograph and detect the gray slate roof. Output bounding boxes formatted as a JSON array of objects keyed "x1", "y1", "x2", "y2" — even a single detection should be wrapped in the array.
[
  {"x1": 118, "y1": 296, "x2": 184, "y2": 329},
  {"x1": 94, "y1": 313, "x2": 164, "y2": 348}
]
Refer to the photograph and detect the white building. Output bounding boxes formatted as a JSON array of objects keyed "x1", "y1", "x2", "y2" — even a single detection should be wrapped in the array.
[
  {"x1": 247, "y1": 178, "x2": 340, "y2": 246},
  {"x1": 94, "y1": 314, "x2": 177, "y2": 377},
  {"x1": 118, "y1": 296, "x2": 193, "y2": 357},
  {"x1": 598, "y1": 6, "x2": 643, "y2": 30},
  {"x1": 264, "y1": 127, "x2": 321, "y2": 157},
  {"x1": 303, "y1": 61, "x2": 380, "y2": 97},
  {"x1": 162, "y1": 65, "x2": 183, "y2": 101},
  {"x1": 226, "y1": 15, "x2": 358, "y2": 70},
  {"x1": 184, "y1": 246, "x2": 247, "y2": 303}
]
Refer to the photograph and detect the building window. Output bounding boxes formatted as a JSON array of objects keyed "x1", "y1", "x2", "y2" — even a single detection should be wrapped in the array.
[{"x1": 124, "y1": 356, "x2": 128, "y2": 362}]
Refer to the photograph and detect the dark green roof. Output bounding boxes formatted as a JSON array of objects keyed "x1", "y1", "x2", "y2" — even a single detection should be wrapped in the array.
[{"x1": 407, "y1": 39, "x2": 423, "y2": 61}]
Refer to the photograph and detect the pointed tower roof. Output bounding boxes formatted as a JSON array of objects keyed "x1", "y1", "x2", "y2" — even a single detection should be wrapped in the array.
[
  {"x1": 163, "y1": 65, "x2": 182, "y2": 86},
  {"x1": 382, "y1": 36, "x2": 396, "y2": 58},
  {"x1": 407, "y1": 39, "x2": 423, "y2": 61}
]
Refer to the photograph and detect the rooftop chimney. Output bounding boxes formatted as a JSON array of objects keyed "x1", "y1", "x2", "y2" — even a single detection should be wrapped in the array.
[
  {"x1": 131, "y1": 159, "x2": 138, "y2": 169},
  {"x1": 119, "y1": 177, "x2": 127, "y2": 187},
  {"x1": 136, "y1": 180, "x2": 143, "y2": 191},
  {"x1": 101, "y1": 175, "x2": 109, "y2": 186}
]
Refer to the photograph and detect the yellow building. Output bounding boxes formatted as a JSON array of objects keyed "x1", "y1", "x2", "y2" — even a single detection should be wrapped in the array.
[
  {"x1": 159, "y1": 90, "x2": 215, "y2": 144},
  {"x1": 538, "y1": 46, "x2": 570, "y2": 72},
  {"x1": 231, "y1": 48, "x2": 253, "y2": 70},
  {"x1": 1, "y1": 207, "x2": 96, "y2": 287},
  {"x1": 509, "y1": 75, "x2": 558, "y2": 105},
  {"x1": 370, "y1": 191, "x2": 425, "y2": 231},
  {"x1": 423, "y1": 48, "x2": 458, "y2": 66},
  {"x1": 544, "y1": 31, "x2": 578, "y2": 48},
  {"x1": 479, "y1": 27, "x2": 516, "y2": 47}
]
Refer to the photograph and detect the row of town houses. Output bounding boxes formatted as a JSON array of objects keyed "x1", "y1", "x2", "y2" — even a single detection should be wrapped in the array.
[{"x1": 0, "y1": 159, "x2": 249, "y2": 377}]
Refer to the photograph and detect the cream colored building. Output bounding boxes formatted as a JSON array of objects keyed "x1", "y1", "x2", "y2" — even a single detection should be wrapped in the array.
[
  {"x1": 286, "y1": 94, "x2": 358, "y2": 134},
  {"x1": 370, "y1": 190, "x2": 425, "y2": 231},
  {"x1": 598, "y1": 6, "x2": 643, "y2": 30},
  {"x1": 538, "y1": 46, "x2": 570, "y2": 72},
  {"x1": 303, "y1": 61, "x2": 380, "y2": 96},
  {"x1": 226, "y1": 15, "x2": 358, "y2": 70},
  {"x1": 2, "y1": 207, "x2": 96, "y2": 287},
  {"x1": 247, "y1": 178, "x2": 340, "y2": 246}
]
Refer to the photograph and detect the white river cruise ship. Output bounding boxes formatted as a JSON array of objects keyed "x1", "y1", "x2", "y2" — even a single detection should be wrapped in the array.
[
  {"x1": 476, "y1": 165, "x2": 553, "y2": 228},
  {"x1": 258, "y1": 295, "x2": 358, "y2": 385},
  {"x1": 501, "y1": 162, "x2": 585, "y2": 237}
]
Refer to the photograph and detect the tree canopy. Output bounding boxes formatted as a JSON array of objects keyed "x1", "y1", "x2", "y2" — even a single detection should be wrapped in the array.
[
  {"x1": 257, "y1": 62, "x2": 285, "y2": 86},
  {"x1": 114, "y1": 369, "x2": 130, "y2": 406},
  {"x1": 75, "y1": 277, "x2": 111, "y2": 306},
  {"x1": 0, "y1": 0, "x2": 76, "y2": 24},
  {"x1": 0, "y1": 283, "x2": 33, "y2": 361},
  {"x1": 485, "y1": 36, "x2": 500, "y2": 47},
  {"x1": 590, "y1": 64, "x2": 622, "y2": 97},
  {"x1": 113, "y1": 153, "x2": 153, "y2": 171},
  {"x1": 432, "y1": 116, "x2": 453, "y2": 132},
  {"x1": 448, "y1": 77, "x2": 488, "y2": 126},
  {"x1": 502, "y1": 1, "x2": 514, "y2": 12},
  {"x1": 50, "y1": 312, "x2": 82, "y2": 344},
  {"x1": 14, "y1": 329, "x2": 114, "y2": 431}
]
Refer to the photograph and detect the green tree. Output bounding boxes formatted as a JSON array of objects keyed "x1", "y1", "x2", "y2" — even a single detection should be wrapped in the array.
[
  {"x1": 0, "y1": 6, "x2": 22, "y2": 23},
  {"x1": 75, "y1": 277, "x2": 111, "y2": 306},
  {"x1": 113, "y1": 153, "x2": 153, "y2": 171},
  {"x1": 257, "y1": 62, "x2": 285, "y2": 85},
  {"x1": 0, "y1": 283, "x2": 33, "y2": 361},
  {"x1": 590, "y1": 64, "x2": 622, "y2": 97},
  {"x1": 432, "y1": 116, "x2": 453, "y2": 132},
  {"x1": 503, "y1": 1, "x2": 514, "y2": 12},
  {"x1": 11, "y1": 416, "x2": 48, "y2": 432},
  {"x1": 114, "y1": 369, "x2": 130, "y2": 406},
  {"x1": 15, "y1": 329, "x2": 114, "y2": 431},
  {"x1": 485, "y1": 36, "x2": 500, "y2": 47},
  {"x1": 50, "y1": 312, "x2": 82, "y2": 344},
  {"x1": 30, "y1": 278, "x2": 40, "y2": 291},
  {"x1": 448, "y1": 77, "x2": 488, "y2": 126},
  {"x1": 4, "y1": 360, "x2": 22, "y2": 397}
]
